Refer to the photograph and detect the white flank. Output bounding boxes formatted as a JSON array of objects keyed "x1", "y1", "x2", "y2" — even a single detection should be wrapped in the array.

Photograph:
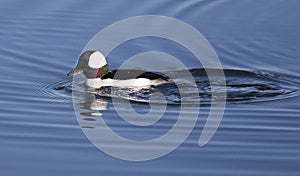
[
  {"x1": 85, "y1": 78, "x2": 164, "y2": 89},
  {"x1": 88, "y1": 51, "x2": 107, "y2": 69}
]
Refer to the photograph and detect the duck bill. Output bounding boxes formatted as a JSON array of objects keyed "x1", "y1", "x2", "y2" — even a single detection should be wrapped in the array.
[{"x1": 67, "y1": 68, "x2": 82, "y2": 77}]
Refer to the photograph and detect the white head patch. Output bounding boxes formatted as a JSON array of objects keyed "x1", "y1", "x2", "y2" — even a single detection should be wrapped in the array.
[{"x1": 88, "y1": 51, "x2": 107, "y2": 69}]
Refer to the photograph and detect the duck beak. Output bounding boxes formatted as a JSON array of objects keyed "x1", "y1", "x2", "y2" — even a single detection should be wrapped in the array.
[{"x1": 67, "y1": 67, "x2": 82, "y2": 77}]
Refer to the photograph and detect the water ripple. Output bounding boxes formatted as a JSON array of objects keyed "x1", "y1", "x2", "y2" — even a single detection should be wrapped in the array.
[
  {"x1": 33, "y1": 77, "x2": 73, "y2": 103},
  {"x1": 42, "y1": 69, "x2": 300, "y2": 105}
]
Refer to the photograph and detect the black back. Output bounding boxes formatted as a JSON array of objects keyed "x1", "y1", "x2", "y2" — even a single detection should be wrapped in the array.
[{"x1": 102, "y1": 69, "x2": 169, "y2": 81}]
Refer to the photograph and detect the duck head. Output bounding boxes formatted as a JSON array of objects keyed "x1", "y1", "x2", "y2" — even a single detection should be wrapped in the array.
[{"x1": 67, "y1": 50, "x2": 109, "y2": 79}]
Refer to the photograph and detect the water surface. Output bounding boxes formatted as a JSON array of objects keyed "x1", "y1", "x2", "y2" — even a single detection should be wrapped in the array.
[{"x1": 0, "y1": 0, "x2": 300, "y2": 176}]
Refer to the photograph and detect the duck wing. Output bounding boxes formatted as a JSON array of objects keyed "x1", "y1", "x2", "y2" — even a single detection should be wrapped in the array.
[{"x1": 102, "y1": 69, "x2": 169, "y2": 81}]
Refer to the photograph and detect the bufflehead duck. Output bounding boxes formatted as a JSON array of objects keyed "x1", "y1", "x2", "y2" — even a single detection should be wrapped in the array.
[{"x1": 68, "y1": 50, "x2": 169, "y2": 88}]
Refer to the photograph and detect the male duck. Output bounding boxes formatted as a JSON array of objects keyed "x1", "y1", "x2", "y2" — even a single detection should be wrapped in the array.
[{"x1": 68, "y1": 50, "x2": 169, "y2": 88}]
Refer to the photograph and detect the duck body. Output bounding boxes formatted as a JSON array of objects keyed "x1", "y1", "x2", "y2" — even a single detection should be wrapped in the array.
[
  {"x1": 86, "y1": 70, "x2": 169, "y2": 88},
  {"x1": 68, "y1": 51, "x2": 169, "y2": 89},
  {"x1": 86, "y1": 69, "x2": 169, "y2": 89}
]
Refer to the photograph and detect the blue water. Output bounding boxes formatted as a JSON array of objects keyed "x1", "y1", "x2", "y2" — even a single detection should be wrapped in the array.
[{"x1": 1, "y1": 0, "x2": 300, "y2": 175}]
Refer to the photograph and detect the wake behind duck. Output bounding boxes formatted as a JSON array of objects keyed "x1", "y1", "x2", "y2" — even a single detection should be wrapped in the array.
[{"x1": 64, "y1": 50, "x2": 299, "y2": 105}]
